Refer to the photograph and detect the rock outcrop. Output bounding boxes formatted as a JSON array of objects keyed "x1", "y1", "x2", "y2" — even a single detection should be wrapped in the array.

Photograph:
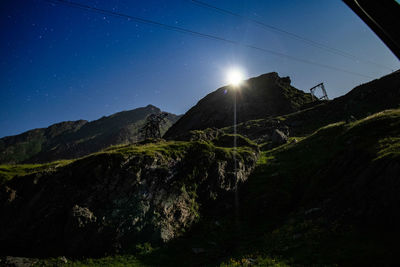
[
  {"x1": 271, "y1": 129, "x2": 288, "y2": 146},
  {"x1": 0, "y1": 139, "x2": 258, "y2": 256}
]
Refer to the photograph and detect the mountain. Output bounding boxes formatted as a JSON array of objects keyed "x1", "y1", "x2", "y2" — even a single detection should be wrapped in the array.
[
  {"x1": 222, "y1": 70, "x2": 400, "y2": 141},
  {"x1": 0, "y1": 105, "x2": 180, "y2": 164},
  {"x1": 165, "y1": 108, "x2": 399, "y2": 266},
  {"x1": 164, "y1": 72, "x2": 315, "y2": 139},
  {"x1": 0, "y1": 71, "x2": 400, "y2": 266}
]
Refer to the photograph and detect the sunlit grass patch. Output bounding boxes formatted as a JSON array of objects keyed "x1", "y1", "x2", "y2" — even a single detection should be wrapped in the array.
[{"x1": 0, "y1": 160, "x2": 72, "y2": 184}]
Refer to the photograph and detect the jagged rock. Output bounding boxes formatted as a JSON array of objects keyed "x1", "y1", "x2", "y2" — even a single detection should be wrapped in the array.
[
  {"x1": 69, "y1": 205, "x2": 97, "y2": 227},
  {"x1": 271, "y1": 129, "x2": 288, "y2": 146},
  {"x1": 63, "y1": 205, "x2": 101, "y2": 254},
  {"x1": 0, "y1": 140, "x2": 258, "y2": 256},
  {"x1": 221, "y1": 117, "x2": 290, "y2": 145},
  {"x1": 0, "y1": 186, "x2": 16, "y2": 203},
  {"x1": 59, "y1": 256, "x2": 68, "y2": 264},
  {"x1": 173, "y1": 128, "x2": 222, "y2": 142},
  {"x1": 0, "y1": 256, "x2": 37, "y2": 267},
  {"x1": 255, "y1": 134, "x2": 270, "y2": 144}
]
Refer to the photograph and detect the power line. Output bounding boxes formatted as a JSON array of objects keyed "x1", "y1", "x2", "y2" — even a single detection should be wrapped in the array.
[
  {"x1": 190, "y1": 0, "x2": 393, "y2": 71},
  {"x1": 45, "y1": 0, "x2": 374, "y2": 79}
]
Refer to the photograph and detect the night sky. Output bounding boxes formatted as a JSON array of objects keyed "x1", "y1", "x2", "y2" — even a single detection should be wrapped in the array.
[{"x1": 1, "y1": 0, "x2": 399, "y2": 138}]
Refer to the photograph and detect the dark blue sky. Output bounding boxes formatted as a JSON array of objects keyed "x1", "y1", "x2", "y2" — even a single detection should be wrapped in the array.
[{"x1": 1, "y1": 0, "x2": 399, "y2": 138}]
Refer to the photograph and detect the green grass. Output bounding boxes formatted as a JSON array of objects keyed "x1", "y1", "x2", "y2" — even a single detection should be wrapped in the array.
[
  {"x1": 102, "y1": 140, "x2": 193, "y2": 159},
  {"x1": 229, "y1": 108, "x2": 400, "y2": 265},
  {"x1": 102, "y1": 136, "x2": 258, "y2": 164},
  {"x1": 223, "y1": 71, "x2": 400, "y2": 141},
  {"x1": 126, "y1": 108, "x2": 400, "y2": 266},
  {"x1": 1, "y1": 136, "x2": 258, "y2": 186},
  {"x1": 0, "y1": 108, "x2": 181, "y2": 164},
  {"x1": 0, "y1": 160, "x2": 71, "y2": 184},
  {"x1": 8, "y1": 109, "x2": 400, "y2": 266}
]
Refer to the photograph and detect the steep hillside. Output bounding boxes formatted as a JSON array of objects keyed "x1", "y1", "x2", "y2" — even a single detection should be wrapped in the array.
[
  {"x1": 0, "y1": 105, "x2": 180, "y2": 164},
  {"x1": 12, "y1": 108, "x2": 399, "y2": 267},
  {"x1": 133, "y1": 109, "x2": 400, "y2": 266},
  {"x1": 0, "y1": 137, "x2": 258, "y2": 256},
  {"x1": 1, "y1": 71, "x2": 399, "y2": 266},
  {"x1": 224, "y1": 70, "x2": 400, "y2": 140},
  {"x1": 224, "y1": 108, "x2": 400, "y2": 266},
  {"x1": 159, "y1": 109, "x2": 399, "y2": 266},
  {"x1": 164, "y1": 72, "x2": 314, "y2": 139}
]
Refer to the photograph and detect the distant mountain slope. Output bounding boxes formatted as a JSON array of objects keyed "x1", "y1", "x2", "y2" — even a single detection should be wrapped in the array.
[
  {"x1": 0, "y1": 105, "x2": 180, "y2": 164},
  {"x1": 164, "y1": 72, "x2": 314, "y2": 139},
  {"x1": 224, "y1": 70, "x2": 400, "y2": 140}
]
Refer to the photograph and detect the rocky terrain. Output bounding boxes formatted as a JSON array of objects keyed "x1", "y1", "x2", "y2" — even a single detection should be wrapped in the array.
[
  {"x1": 0, "y1": 71, "x2": 399, "y2": 266},
  {"x1": 222, "y1": 71, "x2": 400, "y2": 141},
  {"x1": 0, "y1": 105, "x2": 180, "y2": 164},
  {"x1": 164, "y1": 72, "x2": 315, "y2": 139},
  {"x1": 0, "y1": 136, "x2": 258, "y2": 256}
]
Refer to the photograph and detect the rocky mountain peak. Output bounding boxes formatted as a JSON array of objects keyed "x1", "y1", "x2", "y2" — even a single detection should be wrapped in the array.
[{"x1": 164, "y1": 72, "x2": 313, "y2": 139}]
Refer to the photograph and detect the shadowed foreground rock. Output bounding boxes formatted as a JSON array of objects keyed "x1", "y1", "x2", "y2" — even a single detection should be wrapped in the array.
[{"x1": 0, "y1": 139, "x2": 258, "y2": 256}]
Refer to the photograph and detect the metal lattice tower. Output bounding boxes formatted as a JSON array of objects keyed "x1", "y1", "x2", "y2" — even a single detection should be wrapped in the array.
[{"x1": 309, "y1": 83, "x2": 329, "y2": 101}]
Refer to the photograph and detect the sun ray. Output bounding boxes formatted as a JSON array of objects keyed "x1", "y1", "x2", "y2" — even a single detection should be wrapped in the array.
[{"x1": 226, "y1": 68, "x2": 244, "y2": 87}]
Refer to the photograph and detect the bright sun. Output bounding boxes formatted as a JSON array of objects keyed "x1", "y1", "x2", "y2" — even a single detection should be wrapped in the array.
[{"x1": 226, "y1": 68, "x2": 244, "y2": 87}]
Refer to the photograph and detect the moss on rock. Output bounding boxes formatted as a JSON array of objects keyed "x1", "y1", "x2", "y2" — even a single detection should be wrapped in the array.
[{"x1": 0, "y1": 139, "x2": 258, "y2": 256}]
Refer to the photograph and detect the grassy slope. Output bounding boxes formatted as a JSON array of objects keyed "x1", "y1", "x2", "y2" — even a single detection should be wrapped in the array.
[
  {"x1": 1, "y1": 135, "x2": 256, "y2": 186},
  {"x1": 30, "y1": 108, "x2": 400, "y2": 266},
  {"x1": 0, "y1": 106, "x2": 180, "y2": 164},
  {"x1": 235, "y1": 108, "x2": 400, "y2": 266},
  {"x1": 164, "y1": 72, "x2": 314, "y2": 140},
  {"x1": 224, "y1": 71, "x2": 400, "y2": 140},
  {"x1": 0, "y1": 160, "x2": 72, "y2": 185}
]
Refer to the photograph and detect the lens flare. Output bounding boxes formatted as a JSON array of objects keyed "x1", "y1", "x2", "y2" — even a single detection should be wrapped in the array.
[{"x1": 226, "y1": 68, "x2": 244, "y2": 87}]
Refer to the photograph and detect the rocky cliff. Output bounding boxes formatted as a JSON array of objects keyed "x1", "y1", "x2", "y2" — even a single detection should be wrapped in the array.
[{"x1": 0, "y1": 136, "x2": 258, "y2": 256}]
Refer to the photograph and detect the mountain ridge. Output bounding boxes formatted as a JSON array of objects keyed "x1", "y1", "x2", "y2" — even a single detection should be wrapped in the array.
[
  {"x1": 164, "y1": 72, "x2": 316, "y2": 139},
  {"x1": 0, "y1": 71, "x2": 400, "y2": 265},
  {"x1": 221, "y1": 70, "x2": 400, "y2": 141},
  {"x1": 0, "y1": 105, "x2": 181, "y2": 164}
]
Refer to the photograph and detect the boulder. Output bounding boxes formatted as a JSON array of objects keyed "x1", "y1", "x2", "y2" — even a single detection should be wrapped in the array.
[{"x1": 271, "y1": 129, "x2": 288, "y2": 146}]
